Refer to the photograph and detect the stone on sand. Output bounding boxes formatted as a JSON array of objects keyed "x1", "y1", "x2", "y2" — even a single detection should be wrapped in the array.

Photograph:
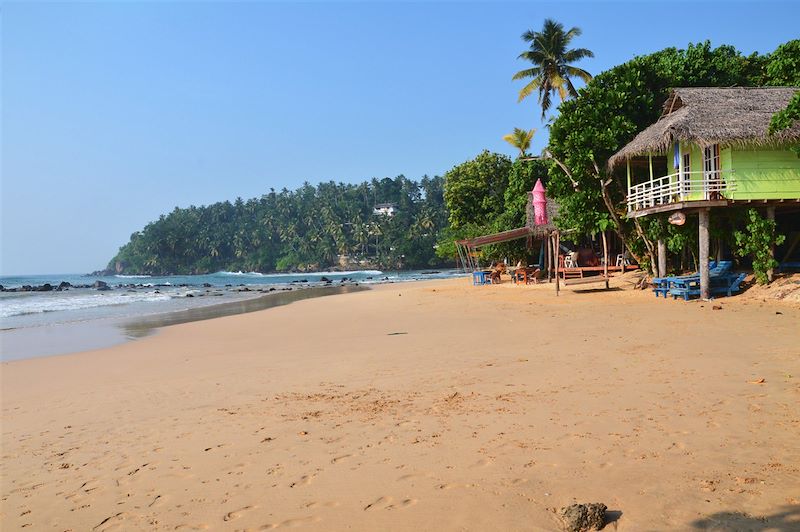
[{"x1": 560, "y1": 503, "x2": 607, "y2": 532}]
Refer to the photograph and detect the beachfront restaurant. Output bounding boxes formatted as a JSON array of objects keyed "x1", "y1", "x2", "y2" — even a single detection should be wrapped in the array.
[
  {"x1": 456, "y1": 180, "x2": 637, "y2": 292},
  {"x1": 608, "y1": 87, "x2": 800, "y2": 299}
]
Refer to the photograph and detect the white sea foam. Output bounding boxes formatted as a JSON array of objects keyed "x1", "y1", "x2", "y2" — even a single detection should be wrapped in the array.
[
  {"x1": 0, "y1": 292, "x2": 172, "y2": 319},
  {"x1": 215, "y1": 269, "x2": 383, "y2": 278},
  {"x1": 114, "y1": 274, "x2": 152, "y2": 279}
]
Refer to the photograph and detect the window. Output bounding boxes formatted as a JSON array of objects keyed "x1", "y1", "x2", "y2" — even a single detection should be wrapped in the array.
[
  {"x1": 681, "y1": 152, "x2": 691, "y2": 198},
  {"x1": 703, "y1": 144, "x2": 721, "y2": 199}
]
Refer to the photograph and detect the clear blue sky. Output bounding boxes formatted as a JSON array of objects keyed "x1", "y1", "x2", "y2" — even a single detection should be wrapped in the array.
[{"x1": 2, "y1": 1, "x2": 798, "y2": 275}]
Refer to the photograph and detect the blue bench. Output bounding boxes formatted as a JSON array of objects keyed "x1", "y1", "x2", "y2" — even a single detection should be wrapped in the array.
[
  {"x1": 472, "y1": 271, "x2": 491, "y2": 286},
  {"x1": 668, "y1": 272, "x2": 746, "y2": 301},
  {"x1": 653, "y1": 261, "x2": 733, "y2": 298}
]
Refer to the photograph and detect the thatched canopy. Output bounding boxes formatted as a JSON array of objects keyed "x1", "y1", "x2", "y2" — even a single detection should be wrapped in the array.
[
  {"x1": 608, "y1": 87, "x2": 800, "y2": 169},
  {"x1": 525, "y1": 192, "x2": 559, "y2": 237}
]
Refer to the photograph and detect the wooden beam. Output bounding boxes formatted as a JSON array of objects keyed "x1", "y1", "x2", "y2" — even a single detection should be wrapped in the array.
[
  {"x1": 699, "y1": 209, "x2": 710, "y2": 300},
  {"x1": 602, "y1": 231, "x2": 609, "y2": 290},
  {"x1": 657, "y1": 239, "x2": 667, "y2": 278},
  {"x1": 554, "y1": 232, "x2": 560, "y2": 296}
]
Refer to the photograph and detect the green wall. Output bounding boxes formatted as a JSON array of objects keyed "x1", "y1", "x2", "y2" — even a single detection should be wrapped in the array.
[{"x1": 729, "y1": 148, "x2": 800, "y2": 200}]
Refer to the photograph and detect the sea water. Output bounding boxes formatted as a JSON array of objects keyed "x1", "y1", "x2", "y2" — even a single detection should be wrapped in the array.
[{"x1": 0, "y1": 269, "x2": 465, "y2": 360}]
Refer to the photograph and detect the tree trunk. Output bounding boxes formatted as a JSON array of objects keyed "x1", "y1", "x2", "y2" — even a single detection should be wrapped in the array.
[
  {"x1": 699, "y1": 209, "x2": 710, "y2": 300},
  {"x1": 657, "y1": 239, "x2": 667, "y2": 278}
]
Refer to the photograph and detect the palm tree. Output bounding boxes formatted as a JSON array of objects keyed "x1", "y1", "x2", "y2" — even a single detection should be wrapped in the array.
[
  {"x1": 512, "y1": 19, "x2": 593, "y2": 118},
  {"x1": 502, "y1": 127, "x2": 536, "y2": 158}
]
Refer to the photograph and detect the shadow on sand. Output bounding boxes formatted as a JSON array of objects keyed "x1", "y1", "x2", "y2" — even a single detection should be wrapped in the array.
[{"x1": 690, "y1": 505, "x2": 800, "y2": 531}]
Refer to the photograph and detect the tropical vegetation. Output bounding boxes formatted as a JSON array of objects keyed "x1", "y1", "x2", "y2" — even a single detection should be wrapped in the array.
[
  {"x1": 512, "y1": 18, "x2": 594, "y2": 118},
  {"x1": 108, "y1": 176, "x2": 448, "y2": 275}
]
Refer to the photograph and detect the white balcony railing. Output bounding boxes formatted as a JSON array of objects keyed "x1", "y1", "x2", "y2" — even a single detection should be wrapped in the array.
[{"x1": 627, "y1": 170, "x2": 735, "y2": 211}]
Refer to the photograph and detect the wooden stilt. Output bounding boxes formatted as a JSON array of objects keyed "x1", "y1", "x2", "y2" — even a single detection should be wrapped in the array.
[
  {"x1": 766, "y1": 206, "x2": 776, "y2": 282},
  {"x1": 657, "y1": 239, "x2": 667, "y2": 278},
  {"x1": 699, "y1": 209, "x2": 710, "y2": 300},
  {"x1": 554, "y1": 232, "x2": 560, "y2": 296},
  {"x1": 546, "y1": 234, "x2": 552, "y2": 283},
  {"x1": 602, "y1": 231, "x2": 609, "y2": 289}
]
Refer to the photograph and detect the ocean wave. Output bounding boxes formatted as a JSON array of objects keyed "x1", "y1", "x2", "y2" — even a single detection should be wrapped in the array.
[
  {"x1": 115, "y1": 274, "x2": 152, "y2": 279},
  {"x1": 0, "y1": 292, "x2": 172, "y2": 319},
  {"x1": 215, "y1": 269, "x2": 383, "y2": 278},
  {"x1": 215, "y1": 271, "x2": 266, "y2": 277}
]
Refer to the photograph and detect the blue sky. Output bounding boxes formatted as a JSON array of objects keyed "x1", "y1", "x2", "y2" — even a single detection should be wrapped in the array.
[{"x1": 2, "y1": 1, "x2": 798, "y2": 275}]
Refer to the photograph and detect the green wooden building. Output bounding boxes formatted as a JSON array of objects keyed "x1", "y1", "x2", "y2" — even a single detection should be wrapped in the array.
[{"x1": 608, "y1": 87, "x2": 800, "y2": 298}]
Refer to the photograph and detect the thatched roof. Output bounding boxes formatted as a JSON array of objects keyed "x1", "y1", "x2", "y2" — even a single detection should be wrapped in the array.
[
  {"x1": 526, "y1": 192, "x2": 559, "y2": 236},
  {"x1": 608, "y1": 87, "x2": 800, "y2": 169}
]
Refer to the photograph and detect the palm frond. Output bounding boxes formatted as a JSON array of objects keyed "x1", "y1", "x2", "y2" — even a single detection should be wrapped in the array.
[
  {"x1": 517, "y1": 79, "x2": 541, "y2": 102},
  {"x1": 512, "y1": 67, "x2": 540, "y2": 80}
]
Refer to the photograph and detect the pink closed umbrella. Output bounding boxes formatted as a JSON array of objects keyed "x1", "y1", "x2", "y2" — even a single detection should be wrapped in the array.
[{"x1": 532, "y1": 179, "x2": 548, "y2": 226}]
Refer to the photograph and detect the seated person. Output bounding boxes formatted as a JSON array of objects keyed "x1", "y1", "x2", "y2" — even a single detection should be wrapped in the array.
[{"x1": 490, "y1": 262, "x2": 506, "y2": 283}]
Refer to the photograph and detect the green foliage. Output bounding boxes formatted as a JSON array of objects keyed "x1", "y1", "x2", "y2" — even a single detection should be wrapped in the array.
[
  {"x1": 769, "y1": 92, "x2": 800, "y2": 135},
  {"x1": 109, "y1": 175, "x2": 450, "y2": 274},
  {"x1": 442, "y1": 150, "x2": 513, "y2": 230},
  {"x1": 502, "y1": 128, "x2": 536, "y2": 158},
  {"x1": 763, "y1": 39, "x2": 800, "y2": 86},
  {"x1": 513, "y1": 18, "x2": 594, "y2": 118},
  {"x1": 734, "y1": 209, "x2": 785, "y2": 285},
  {"x1": 547, "y1": 40, "x2": 768, "y2": 240}
]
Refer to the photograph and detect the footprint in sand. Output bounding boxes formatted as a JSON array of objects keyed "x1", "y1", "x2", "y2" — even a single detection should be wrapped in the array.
[
  {"x1": 364, "y1": 496, "x2": 393, "y2": 511},
  {"x1": 289, "y1": 474, "x2": 315, "y2": 488},
  {"x1": 223, "y1": 505, "x2": 255, "y2": 521},
  {"x1": 259, "y1": 515, "x2": 322, "y2": 529}
]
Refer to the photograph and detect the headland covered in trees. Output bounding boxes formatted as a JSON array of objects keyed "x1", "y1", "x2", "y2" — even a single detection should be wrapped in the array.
[
  {"x1": 107, "y1": 39, "x2": 799, "y2": 279},
  {"x1": 107, "y1": 176, "x2": 450, "y2": 275}
]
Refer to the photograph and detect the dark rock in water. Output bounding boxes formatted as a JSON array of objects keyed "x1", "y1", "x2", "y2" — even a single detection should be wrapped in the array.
[
  {"x1": 97, "y1": 285, "x2": 112, "y2": 291},
  {"x1": 320, "y1": 276, "x2": 330, "y2": 283},
  {"x1": 186, "y1": 293, "x2": 194, "y2": 297},
  {"x1": 0, "y1": 284, "x2": 4, "y2": 291},
  {"x1": 269, "y1": 287, "x2": 276, "y2": 292},
  {"x1": 560, "y1": 503, "x2": 607, "y2": 532},
  {"x1": 203, "y1": 283, "x2": 212, "y2": 288},
  {"x1": 421, "y1": 271, "x2": 441, "y2": 275},
  {"x1": 366, "y1": 277, "x2": 373, "y2": 280},
  {"x1": 93, "y1": 280, "x2": 108, "y2": 289},
  {"x1": 57, "y1": 281, "x2": 72, "y2": 291},
  {"x1": 37, "y1": 283, "x2": 54, "y2": 292},
  {"x1": 154, "y1": 290, "x2": 160, "y2": 294}
]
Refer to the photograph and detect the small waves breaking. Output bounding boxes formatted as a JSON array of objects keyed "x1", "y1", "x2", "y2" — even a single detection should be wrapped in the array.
[{"x1": 0, "y1": 292, "x2": 173, "y2": 319}]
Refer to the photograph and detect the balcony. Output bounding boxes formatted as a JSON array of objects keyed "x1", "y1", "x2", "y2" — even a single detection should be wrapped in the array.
[{"x1": 626, "y1": 171, "x2": 735, "y2": 216}]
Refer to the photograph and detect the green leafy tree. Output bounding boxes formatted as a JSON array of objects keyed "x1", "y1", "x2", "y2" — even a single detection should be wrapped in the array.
[
  {"x1": 442, "y1": 150, "x2": 513, "y2": 230},
  {"x1": 734, "y1": 209, "x2": 785, "y2": 285},
  {"x1": 512, "y1": 19, "x2": 594, "y2": 118},
  {"x1": 546, "y1": 41, "x2": 766, "y2": 270}
]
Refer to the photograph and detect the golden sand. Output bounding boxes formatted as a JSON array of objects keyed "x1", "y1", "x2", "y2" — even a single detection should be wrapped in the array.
[{"x1": 2, "y1": 278, "x2": 799, "y2": 530}]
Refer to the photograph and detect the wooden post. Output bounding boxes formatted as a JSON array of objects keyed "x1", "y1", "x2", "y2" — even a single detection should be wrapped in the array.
[
  {"x1": 766, "y1": 206, "x2": 776, "y2": 282},
  {"x1": 699, "y1": 209, "x2": 710, "y2": 300},
  {"x1": 602, "y1": 230, "x2": 609, "y2": 289},
  {"x1": 554, "y1": 232, "x2": 560, "y2": 296},
  {"x1": 546, "y1": 235, "x2": 552, "y2": 282},
  {"x1": 657, "y1": 239, "x2": 667, "y2": 278}
]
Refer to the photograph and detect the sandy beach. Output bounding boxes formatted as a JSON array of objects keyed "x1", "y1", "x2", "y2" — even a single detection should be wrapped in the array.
[{"x1": 2, "y1": 277, "x2": 799, "y2": 531}]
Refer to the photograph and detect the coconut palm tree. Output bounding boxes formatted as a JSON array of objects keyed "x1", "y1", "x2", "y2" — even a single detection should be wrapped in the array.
[
  {"x1": 502, "y1": 127, "x2": 536, "y2": 158},
  {"x1": 512, "y1": 19, "x2": 593, "y2": 118}
]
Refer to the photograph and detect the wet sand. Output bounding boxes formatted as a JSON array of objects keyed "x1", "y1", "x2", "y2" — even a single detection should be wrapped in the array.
[
  {"x1": 1, "y1": 285, "x2": 366, "y2": 361},
  {"x1": 1, "y1": 277, "x2": 799, "y2": 530}
]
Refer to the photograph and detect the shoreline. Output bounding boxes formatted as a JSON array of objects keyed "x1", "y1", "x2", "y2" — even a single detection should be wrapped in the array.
[
  {"x1": 2, "y1": 278, "x2": 799, "y2": 530},
  {"x1": 0, "y1": 284, "x2": 368, "y2": 362}
]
